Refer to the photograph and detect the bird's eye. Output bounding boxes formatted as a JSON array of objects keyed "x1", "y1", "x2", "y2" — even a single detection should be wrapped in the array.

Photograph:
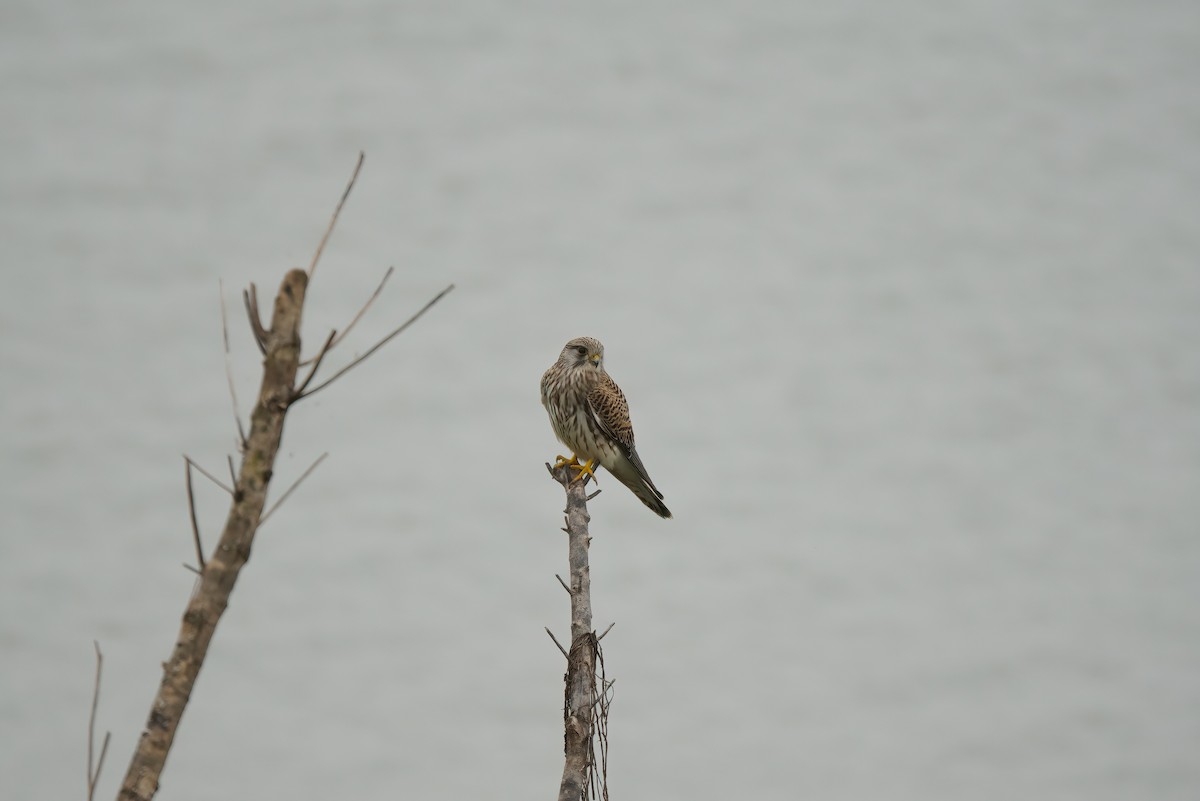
[{"x1": 575, "y1": 346, "x2": 588, "y2": 356}]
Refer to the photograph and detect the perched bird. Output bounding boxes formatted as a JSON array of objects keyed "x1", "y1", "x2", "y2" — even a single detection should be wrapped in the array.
[{"x1": 541, "y1": 336, "x2": 671, "y2": 519}]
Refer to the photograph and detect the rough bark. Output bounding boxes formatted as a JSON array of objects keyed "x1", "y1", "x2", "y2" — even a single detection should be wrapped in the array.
[
  {"x1": 117, "y1": 269, "x2": 307, "y2": 801},
  {"x1": 551, "y1": 466, "x2": 599, "y2": 801}
]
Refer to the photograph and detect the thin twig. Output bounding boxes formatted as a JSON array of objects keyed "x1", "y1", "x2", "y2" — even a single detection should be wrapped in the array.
[
  {"x1": 218, "y1": 279, "x2": 232, "y2": 353},
  {"x1": 183, "y1": 456, "x2": 233, "y2": 496},
  {"x1": 545, "y1": 627, "x2": 569, "y2": 659},
  {"x1": 593, "y1": 642, "x2": 611, "y2": 801},
  {"x1": 555, "y1": 574, "x2": 572, "y2": 595},
  {"x1": 87, "y1": 641, "x2": 111, "y2": 801},
  {"x1": 586, "y1": 489, "x2": 602, "y2": 501},
  {"x1": 293, "y1": 329, "x2": 337, "y2": 399},
  {"x1": 182, "y1": 564, "x2": 201, "y2": 576},
  {"x1": 243, "y1": 284, "x2": 267, "y2": 354},
  {"x1": 226, "y1": 455, "x2": 237, "y2": 487},
  {"x1": 260, "y1": 452, "x2": 328, "y2": 524},
  {"x1": 597, "y1": 622, "x2": 615, "y2": 641},
  {"x1": 295, "y1": 283, "x2": 455, "y2": 402},
  {"x1": 219, "y1": 280, "x2": 248, "y2": 449},
  {"x1": 183, "y1": 458, "x2": 205, "y2": 572},
  {"x1": 307, "y1": 151, "x2": 364, "y2": 280},
  {"x1": 300, "y1": 266, "x2": 395, "y2": 366}
]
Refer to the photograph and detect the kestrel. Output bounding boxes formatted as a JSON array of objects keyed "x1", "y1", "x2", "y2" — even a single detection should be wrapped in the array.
[{"x1": 541, "y1": 336, "x2": 672, "y2": 519}]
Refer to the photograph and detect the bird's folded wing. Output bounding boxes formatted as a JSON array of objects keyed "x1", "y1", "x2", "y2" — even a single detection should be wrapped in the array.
[{"x1": 587, "y1": 376, "x2": 664, "y2": 499}]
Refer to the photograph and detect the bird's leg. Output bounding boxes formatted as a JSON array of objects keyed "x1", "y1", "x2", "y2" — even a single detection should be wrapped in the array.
[{"x1": 569, "y1": 458, "x2": 597, "y2": 483}]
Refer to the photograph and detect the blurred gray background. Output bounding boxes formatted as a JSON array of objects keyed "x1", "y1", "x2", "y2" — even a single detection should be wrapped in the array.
[{"x1": 2, "y1": 2, "x2": 1198, "y2": 799}]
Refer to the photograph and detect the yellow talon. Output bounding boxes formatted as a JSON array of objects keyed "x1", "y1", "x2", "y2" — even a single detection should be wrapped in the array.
[
  {"x1": 552, "y1": 454, "x2": 581, "y2": 470},
  {"x1": 550, "y1": 454, "x2": 598, "y2": 483},
  {"x1": 569, "y1": 458, "x2": 597, "y2": 483}
]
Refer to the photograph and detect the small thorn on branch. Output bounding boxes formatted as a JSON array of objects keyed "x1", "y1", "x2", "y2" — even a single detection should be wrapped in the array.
[
  {"x1": 87, "y1": 641, "x2": 111, "y2": 801},
  {"x1": 219, "y1": 280, "x2": 248, "y2": 449},
  {"x1": 259, "y1": 452, "x2": 328, "y2": 524},
  {"x1": 545, "y1": 627, "x2": 569, "y2": 659},
  {"x1": 183, "y1": 455, "x2": 233, "y2": 496},
  {"x1": 183, "y1": 457, "x2": 206, "y2": 572},
  {"x1": 243, "y1": 284, "x2": 268, "y2": 354},
  {"x1": 293, "y1": 329, "x2": 337, "y2": 399}
]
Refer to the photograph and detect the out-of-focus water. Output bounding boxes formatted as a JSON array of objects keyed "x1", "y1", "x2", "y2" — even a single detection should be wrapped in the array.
[{"x1": 2, "y1": 2, "x2": 1198, "y2": 799}]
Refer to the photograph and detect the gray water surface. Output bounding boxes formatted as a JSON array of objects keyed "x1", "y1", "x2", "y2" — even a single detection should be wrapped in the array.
[{"x1": 2, "y1": 2, "x2": 1198, "y2": 799}]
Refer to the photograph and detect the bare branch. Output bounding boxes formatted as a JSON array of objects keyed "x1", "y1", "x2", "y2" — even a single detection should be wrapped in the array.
[
  {"x1": 293, "y1": 329, "x2": 337, "y2": 399},
  {"x1": 545, "y1": 627, "x2": 569, "y2": 659},
  {"x1": 182, "y1": 455, "x2": 233, "y2": 496},
  {"x1": 182, "y1": 563, "x2": 201, "y2": 576},
  {"x1": 295, "y1": 283, "x2": 455, "y2": 402},
  {"x1": 307, "y1": 151, "x2": 364, "y2": 280},
  {"x1": 260, "y1": 452, "x2": 328, "y2": 525},
  {"x1": 87, "y1": 641, "x2": 111, "y2": 801},
  {"x1": 218, "y1": 280, "x2": 248, "y2": 449},
  {"x1": 555, "y1": 574, "x2": 572, "y2": 595},
  {"x1": 226, "y1": 455, "x2": 236, "y2": 487},
  {"x1": 597, "y1": 622, "x2": 615, "y2": 641},
  {"x1": 119, "y1": 268, "x2": 309, "y2": 801},
  {"x1": 300, "y1": 266, "x2": 394, "y2": 366},
  {"x1": 242, "y1": 284, "x2": 267, "y2": 355},
  {"x1": 117, "y1": 159, "x2": 457, "y2": 801},
  {"x1": 183, "y1": 458, "x2": 205, "y2": 572},
  {"x1": 550, "y1": 461, "x2": 603, "y2": 801},
  {"x1": 586, "y1": 489, "x2": 602, "y2": 501}
]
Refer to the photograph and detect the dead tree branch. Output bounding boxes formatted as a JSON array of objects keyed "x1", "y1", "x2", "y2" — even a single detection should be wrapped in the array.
[
  {"x1": 299, "y1": 266, "x2": 394, "y2": 366},
  {"x1": 113, "y1": 155, "x2": 452, "y2": 801},
  {"x1": 118, "y1": 268, "x2": 309, "y2": 801},
  {"x1": 293, "y1": 283, "x2": 454, "y2": 402},
  {"x1": 547, "y1": 463, "x2": 608, "y2": 801}
]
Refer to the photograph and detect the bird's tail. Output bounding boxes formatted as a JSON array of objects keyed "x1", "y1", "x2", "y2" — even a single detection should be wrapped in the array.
[
  {"x1": 634, "y1": 484, "x2": 673, "y2": 519},
  {"x1": 610, "y1": 459, "x2": 672, "y2": 519}
]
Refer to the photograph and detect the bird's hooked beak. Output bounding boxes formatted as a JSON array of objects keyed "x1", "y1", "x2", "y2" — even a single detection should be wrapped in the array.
[{"x1": 588, "y1": 353, "x2": 602, "y2": 367}]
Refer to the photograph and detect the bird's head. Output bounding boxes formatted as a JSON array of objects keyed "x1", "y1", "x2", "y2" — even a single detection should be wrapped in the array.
[{"x1": 560, "y1": 336, "x2": 605, "y2": 372}]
